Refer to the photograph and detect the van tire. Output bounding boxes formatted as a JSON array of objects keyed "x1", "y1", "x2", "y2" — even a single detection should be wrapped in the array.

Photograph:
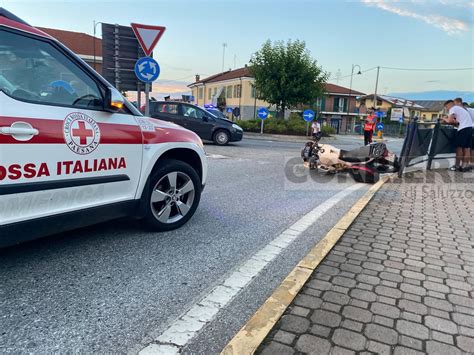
[{"x1": 143, "y1": 159, "x2": 201, "y2": 231}]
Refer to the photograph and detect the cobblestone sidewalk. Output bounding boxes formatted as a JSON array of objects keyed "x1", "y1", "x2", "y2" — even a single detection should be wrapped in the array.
[{"x1": 258, "y1": 170, "x2": 474, "y2": 355}]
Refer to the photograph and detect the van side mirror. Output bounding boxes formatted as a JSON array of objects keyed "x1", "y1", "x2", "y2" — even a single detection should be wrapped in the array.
[{"x1": 106, "y1": 87, "x2": 125, "y2": 112}]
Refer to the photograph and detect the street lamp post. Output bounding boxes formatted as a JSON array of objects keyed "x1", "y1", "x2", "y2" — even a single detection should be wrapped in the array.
[
  {"x1": 347, "y1": 64, "x2": 361, "y2": 134},
  {"x1": 93, "y1": 20, "x2": 102, "y2": 72}
]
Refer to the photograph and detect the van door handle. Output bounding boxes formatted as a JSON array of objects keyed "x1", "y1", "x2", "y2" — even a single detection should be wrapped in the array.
[{"x1": 0, "y1": 122, "x2": 39, "y2": 141}]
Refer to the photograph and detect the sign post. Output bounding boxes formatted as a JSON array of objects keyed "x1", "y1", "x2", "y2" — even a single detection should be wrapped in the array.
[
  {"x1": 257, "y1": 107, "x2": 269, "y2": 134},
  {"x1": 399, "y1": 115, "x2": 404, "y2": 136},
  {"x1": 375, "y1": 110, "x2": 384, "y2": 139},
  {"x1": 303, "y1": 109, "x2": 315, "y2": 136},
  {"x1": 131, "y1": 23, "x2": 166, "y2": 115}
]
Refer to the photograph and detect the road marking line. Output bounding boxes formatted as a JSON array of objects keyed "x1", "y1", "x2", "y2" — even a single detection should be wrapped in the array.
[
  {"x1": 221, "y1": 176, "x2": 390, "y2": 355},
  {"x1": 207, "y1": 154, "x2": 228, "y2": 159},
  {"x1": 138, "y1": 183, "x2": 366, "y2": 354}
]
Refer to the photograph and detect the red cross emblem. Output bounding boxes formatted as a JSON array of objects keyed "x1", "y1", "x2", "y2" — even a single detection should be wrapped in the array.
[
  {"x1": 64, "y1": 113, "x2": 101, "y2": 155},
  {"x1": 72, "y1": 121, "x2": 94, "y2": 145}
]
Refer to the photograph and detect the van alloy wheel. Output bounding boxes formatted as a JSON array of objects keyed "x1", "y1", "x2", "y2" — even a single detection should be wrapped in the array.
[{"x1": 150, "y1": 171, "x2": 195, "y2": 224}]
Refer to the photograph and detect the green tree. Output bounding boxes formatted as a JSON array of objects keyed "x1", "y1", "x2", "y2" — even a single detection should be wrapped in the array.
[
  {"x1": 469, "y1": 102, "x2": 474, "y2": 108},
  {"x1": 250, "y1": 40, "x2": 328, "y2": 118}
]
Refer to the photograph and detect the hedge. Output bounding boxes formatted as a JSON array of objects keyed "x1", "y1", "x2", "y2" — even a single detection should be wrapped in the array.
[{"x1": 238, "y1": 117, "x2": 335, "y2": 136}]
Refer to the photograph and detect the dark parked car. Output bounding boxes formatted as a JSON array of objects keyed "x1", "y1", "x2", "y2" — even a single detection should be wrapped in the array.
[{"x1": 149, "y1": 101, "x2": 243, "y2": 145}]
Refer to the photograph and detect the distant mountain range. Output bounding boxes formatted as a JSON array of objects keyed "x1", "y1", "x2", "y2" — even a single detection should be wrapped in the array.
[{"x1": 388, "y1": 90, "x2": 474, "y2": 103}]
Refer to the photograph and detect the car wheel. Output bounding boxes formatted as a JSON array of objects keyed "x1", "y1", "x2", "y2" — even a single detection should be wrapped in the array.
[
  {"x1": 144, "y1": 159, "x2": 201, "y2": 231},
  {"x1": 213, "y1": 130, "x2": 230, "y2": 145}
]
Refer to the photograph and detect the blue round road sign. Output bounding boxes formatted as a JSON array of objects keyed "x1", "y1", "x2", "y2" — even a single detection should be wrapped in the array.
[
  {"x1": 376, "y1": 122, "x2": 384, "y2": 131},
  {"x1": 257, "y1": 107, "x2": 269, "y2": 120},
  {"x1": 134, "y1": 57, "x2": 160, "y2": 83},
  {"x1": 303, "y1": 109, "x2": 315, "y2": 122},
  {"x1": 375, "y1": 110, "x2": 385, "y2": 118}
]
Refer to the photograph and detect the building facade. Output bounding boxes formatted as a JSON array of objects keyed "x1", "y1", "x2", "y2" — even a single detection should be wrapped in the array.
[
  {"x1": 415, "y1": 100, "x2": 446, "y2": 121},
  {"x1": 357, "y1": 94, "x2": 425, "y2": 121},
  {"x1": 188, "y1": 66, "x2": 268, "y2": 119},
  {"x1": 317, "y1": 83, "x2": 365, "y2": 134},
  {"x1": 188, "y1": 67, "x2": 365, "y2": 133}
]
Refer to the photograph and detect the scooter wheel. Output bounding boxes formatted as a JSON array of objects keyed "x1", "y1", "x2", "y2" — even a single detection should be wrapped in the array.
[{"x1": 350, "y1": 166, "x2": 379, "y2": 184}]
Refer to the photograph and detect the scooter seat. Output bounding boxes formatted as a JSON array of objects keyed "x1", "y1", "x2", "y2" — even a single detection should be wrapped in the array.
[{"x1": 339, "y1": 146, "x2": 371, "y2": 162}]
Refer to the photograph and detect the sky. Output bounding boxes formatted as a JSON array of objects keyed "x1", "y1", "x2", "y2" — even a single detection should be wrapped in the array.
[{"x1": 3, "y1": 0, "x2": 474, "y2": 97}]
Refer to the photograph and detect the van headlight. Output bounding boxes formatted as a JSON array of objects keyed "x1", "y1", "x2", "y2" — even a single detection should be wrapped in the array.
[{"x1": 232, "y1": 124, "x2": 243, "y2": 131}]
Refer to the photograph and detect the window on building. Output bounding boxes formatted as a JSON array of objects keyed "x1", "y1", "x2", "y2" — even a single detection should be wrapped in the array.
[
  {"x1": 208, "y1": 88, "x2": 212, "y2": 100},
  {"x1": 213, "y1": 88, "x2": 217, "y2": 96},
  {"x1": 198, "y1": 87, "x2": 203, "y2": 100},
  {"x1": 316, "y1": 98, "x2": 321, "y2": 110},
  {"x1": 226, "y1": 85, "x2": 233, "y2": 99},
  {"x1": 233, "y1": 84, "x2": 241, "y2": 98},
  {"x1": 250, "y1": 83, "x2": 256, "y2": 98},
  {"x1": 333, "y1": 97, "x2": 347, "y2": 112}
]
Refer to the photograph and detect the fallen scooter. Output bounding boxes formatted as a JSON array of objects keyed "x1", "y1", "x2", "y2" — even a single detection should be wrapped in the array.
[{"x1": 301, "y1": 132, "x2": 399, "y2": 183}]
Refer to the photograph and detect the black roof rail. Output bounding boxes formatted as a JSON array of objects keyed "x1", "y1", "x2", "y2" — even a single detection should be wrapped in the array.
[{"x1": 0, "y1": 7, "x2": 30, "y2": 26}]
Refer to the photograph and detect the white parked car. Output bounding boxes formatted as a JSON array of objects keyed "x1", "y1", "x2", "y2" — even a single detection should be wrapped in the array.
[{"x1": 0, "y1": 9, "x2": 207, "y2": 247}]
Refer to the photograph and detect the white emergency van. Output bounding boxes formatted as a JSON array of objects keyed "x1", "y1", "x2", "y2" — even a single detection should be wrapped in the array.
[{"x1": 0, "y1": 9, "x2": 208, "y2": 247}]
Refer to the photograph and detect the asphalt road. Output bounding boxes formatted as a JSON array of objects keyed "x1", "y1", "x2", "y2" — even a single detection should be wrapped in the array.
[{"x1": 0, "y1": 136, "x2": 402, "y2": 354}]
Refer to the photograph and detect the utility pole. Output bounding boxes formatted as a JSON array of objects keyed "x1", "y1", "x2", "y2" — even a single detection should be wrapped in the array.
[
  {"x1": 334, "y1": 69, "x2": 342, "y2": 84},
  {"x1": 374, "y1": 66, "x2": 380, "y2": 109},
  {"x1": 221, "y1": 43, "x2": 227, "y2": 72},
  {"x1": 234, "y1": 54, "x2": 237, "y2": 69}
]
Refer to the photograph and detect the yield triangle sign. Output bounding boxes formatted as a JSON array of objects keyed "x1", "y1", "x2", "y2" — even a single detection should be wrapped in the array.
[{"x1": 131, "y1": 23, "x2": 166, "y2": 57}]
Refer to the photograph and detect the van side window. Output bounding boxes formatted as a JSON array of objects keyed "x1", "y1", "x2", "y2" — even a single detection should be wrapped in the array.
[{"x1": 0, "y1": 29, "x2": 104, "y2": 110}]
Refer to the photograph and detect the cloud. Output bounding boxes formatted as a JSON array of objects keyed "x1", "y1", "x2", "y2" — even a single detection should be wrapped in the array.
[{"x1": 361, "y1": 0, "x2": 470, "y2": 35}]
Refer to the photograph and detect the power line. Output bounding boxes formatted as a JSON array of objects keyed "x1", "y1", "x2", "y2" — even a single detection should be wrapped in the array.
[
  {"x1": 160, "y1": 74, "x2": 196, "y2": 82},
  {"x1": 336, "y1": 67, "x2": 378, "y2": 80},
  {"x1": 333, "y1": 65, "x2": 473, "y2": 81},
  {"x1": 158, "y1": 73, "x2": 212, "y2": 82},
  {"x1": 380, "y1": 66, "x2": 474, "y2": 71}
]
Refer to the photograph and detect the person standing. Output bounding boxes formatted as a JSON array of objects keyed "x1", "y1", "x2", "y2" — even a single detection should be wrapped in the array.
[
  {"x1": 311, "y1": 119, "x2": 321, "y2": 138},
  {"x1": 443, "y1": 100, "x2": 472, "y2": 171},
  {"x1": 364, "y1": 108, "x2": 376, "y2": 145},
  {"x1": 462, "y1": 101, "x2": 474, "y2": 170}
]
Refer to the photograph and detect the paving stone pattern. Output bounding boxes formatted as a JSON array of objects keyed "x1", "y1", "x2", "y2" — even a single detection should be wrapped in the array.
[{"x1": 258, "y1": 171, "x2": 474, "y2": 355}]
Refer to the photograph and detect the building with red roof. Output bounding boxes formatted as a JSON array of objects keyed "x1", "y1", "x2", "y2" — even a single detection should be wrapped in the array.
[
  {"x1": 189, "y1": 66, "x2": 366, "y2": 133},
  {"x1": 37, "y1": 27, "x2": 102, "y2": 73}
]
